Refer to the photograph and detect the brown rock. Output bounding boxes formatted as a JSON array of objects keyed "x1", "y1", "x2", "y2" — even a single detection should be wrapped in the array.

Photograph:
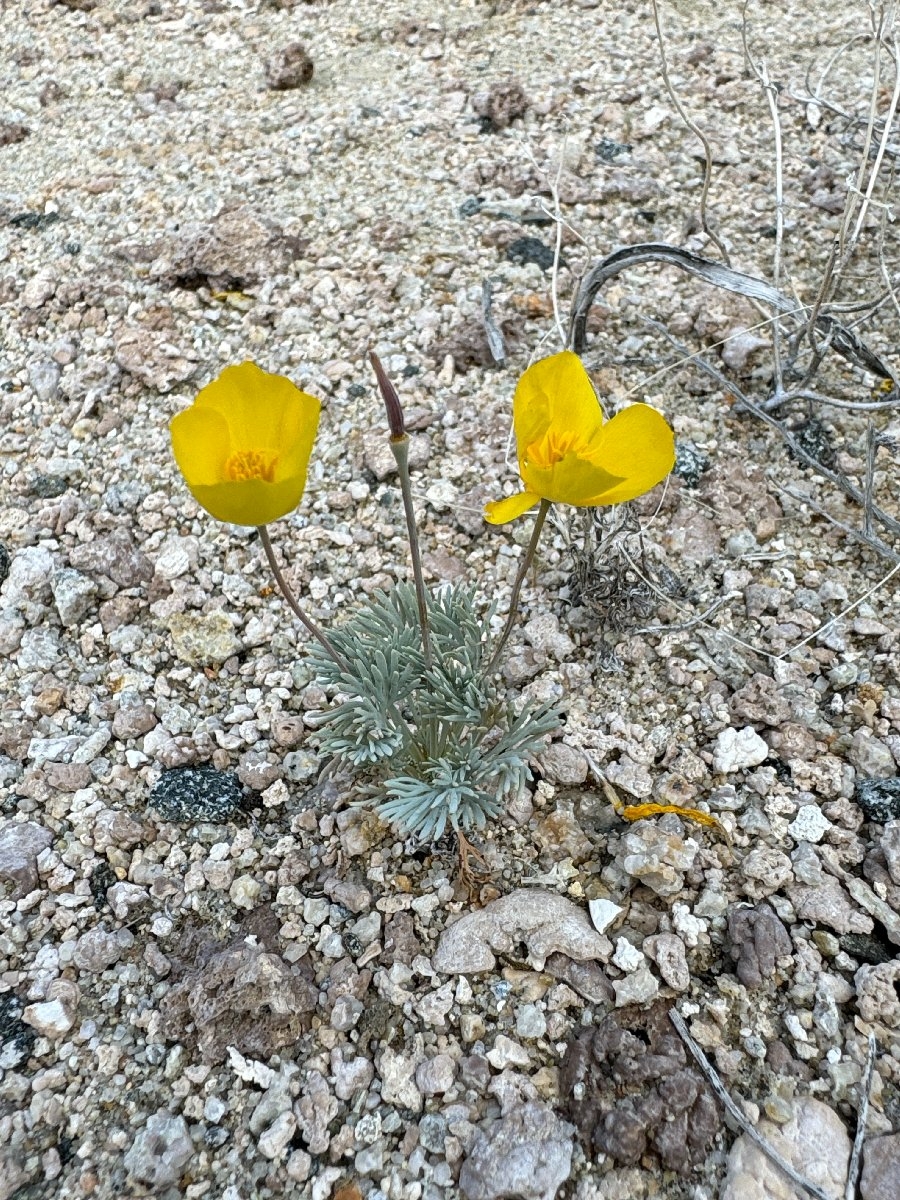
[
  {"x1": 69, "y1": 532, "x2": 153, "y2": 589},
  {"x1": 0, "y1": 821, "x2": 54, "y2": 897},
  {"x1": 272, "y1": 716, "x2": 305, "y2": 748},
  {"x1": 92, "y1": 808, "x2": 145, "y2": 852},
  {"x1": 665, "y1": 503, "x2": 722, "y2": 565},
  {"x1": 766, "y1": 722, "x2": 819, "y2": 761},
  {"x1": 727, "y1": 903, "x2": 792, "y2": 988},
  {"x1": 0, "y1": 123, "x2": 29, "y2": 147},
  {"x1": 729, "y1": 673, "x2": 791, "y2": 727},
  {"x1": 383, "y1": 911, "x2": 421, "y2": 965},
  {"x1": 43, "y1": 762, "x2": 92, "y2": 791},
  {"x1": 145, "y1": 205, "x2": 296, "y2": 292},
  {"x1": 472, "y1": 80, "x2": 529, "y2": 129},
  {"x1": 265, "y1": 43, "x2": 314, "y2": 90},
  {"x1": 113, "y1": 704, "x2": 157, "y2": 740},
  {"x1": 789, "y1": 876, "x2": 873, "y2": 935},
  {"x1": 536, "y1": 744, "x2": 588, "y2": 786}
]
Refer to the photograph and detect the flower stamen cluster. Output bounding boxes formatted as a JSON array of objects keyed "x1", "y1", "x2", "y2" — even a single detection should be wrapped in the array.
[{"x1": 224, "y1": 449, "x2": 278, "y2": 483}]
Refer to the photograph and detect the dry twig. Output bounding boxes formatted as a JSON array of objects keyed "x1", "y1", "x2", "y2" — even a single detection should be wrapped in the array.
[
  {"x1": 650, "y1": 0, "x2": 729, "y2": 264},
  {"x1": 846, "y1": 1033, "x2": 878, "y2": 1200},
  {"x1": 669, "y1": 1009, "x2": 833, "y2": 1200},
  {"x1": 637, "y1": 315, "x2": 900, "y2": 545},
  {"x1": 567, "y1": 242, "x2": 894, "y2": 382}
]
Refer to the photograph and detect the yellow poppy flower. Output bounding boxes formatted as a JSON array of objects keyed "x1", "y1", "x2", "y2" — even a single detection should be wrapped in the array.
[
  {"x1": 485, "y1": 350, "x2": 675, "y2": 524},
  {"x1": 170, "y1": 361, "x2": 321, "y2": 526}
]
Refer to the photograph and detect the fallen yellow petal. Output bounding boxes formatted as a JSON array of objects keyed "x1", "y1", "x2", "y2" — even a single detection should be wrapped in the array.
[{"x1": 620, "y1": 802, "x2": 730, "y2": 842}]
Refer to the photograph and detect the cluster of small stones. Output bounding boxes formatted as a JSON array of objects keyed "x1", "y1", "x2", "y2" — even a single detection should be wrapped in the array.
[{"x1": 2, "y1": 0, "x2": 900, "y2": 1199}]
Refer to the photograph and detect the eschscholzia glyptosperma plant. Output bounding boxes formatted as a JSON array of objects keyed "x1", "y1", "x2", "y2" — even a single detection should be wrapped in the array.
[{"x1": 169, "y1": 350, "x2": 676, "y2": 848}]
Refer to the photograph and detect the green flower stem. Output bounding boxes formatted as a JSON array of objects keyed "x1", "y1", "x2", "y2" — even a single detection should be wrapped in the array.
[
  {"x1": 256, "y1": 524, "x2": 350, "y2": 673},
  {"x1": 390, "y1": 434, "x2": 433, "y2": 668},
  {"x1": 486, "y1": 498, "x2": 551, "y2": 674}
]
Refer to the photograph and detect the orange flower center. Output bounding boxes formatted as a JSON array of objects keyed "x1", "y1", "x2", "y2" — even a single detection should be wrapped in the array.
[
  {"x1": 524, "y1": 428, "x2": 587, "y2": 471},
  {"x1": 224, "y1": 449, "x2": 278, "y2": 483}
]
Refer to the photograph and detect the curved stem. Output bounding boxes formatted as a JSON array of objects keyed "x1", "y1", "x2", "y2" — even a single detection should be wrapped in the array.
[
  {"x1": 256, "y1": 525, "x2": 349, "y2": 673},
  {"x1": 485, "y1": 499, "x2": 550, "y2": 674}
]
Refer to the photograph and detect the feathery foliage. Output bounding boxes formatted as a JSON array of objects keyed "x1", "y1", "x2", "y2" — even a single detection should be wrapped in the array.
[{"x1": 308, "y1": 582, "x2": 559, "y2": 839}]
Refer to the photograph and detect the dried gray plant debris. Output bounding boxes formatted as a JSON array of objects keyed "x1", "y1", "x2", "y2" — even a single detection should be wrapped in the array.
[{"x1": 159, "y1": 932, "x2": 317, "y2": 1064}]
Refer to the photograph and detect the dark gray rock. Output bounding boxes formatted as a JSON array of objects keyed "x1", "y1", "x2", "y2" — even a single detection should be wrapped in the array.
[
  {"x1": 856, "y1": 777, "x2": 900, "y2": 821},
  {"x1": 150, "y1": 765, "x2": 245, "y2": 823}
]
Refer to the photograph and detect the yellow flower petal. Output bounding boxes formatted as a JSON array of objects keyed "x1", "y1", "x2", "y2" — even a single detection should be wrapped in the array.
[
  {"x1": 484, "y1": 490, "x2": 542, "y2": 525},
  {"x1": 513, "y1": 350, "x2": 603, "y2": 456},
  {"x1": 581, "y1": 402, "x2": 675, "y2": 504},
  {"x1": 170, "y1": 404, "x2": 232, "y2": 486},
  {"x1": 521, "y1": 446, "x2": 624, "y2": 507},
  {"x1": 188, "y1": 476, "x2": 311, "y2": 527},
  {"x1": 490, "y1": 349, "x2": 675, "y2": 523},
  {"x1": 193, "y1": 361, "x2": 314, "y2": 450},
  {"x1": 170, "y1": 361, "x2": 321, "y2": 526}
]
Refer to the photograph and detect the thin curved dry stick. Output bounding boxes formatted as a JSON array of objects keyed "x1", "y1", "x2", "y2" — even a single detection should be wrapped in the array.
[
  {"x1": 257, "y1": 526, "x2": 349, "y2": 671},
  {"x1": 810, "y1": 32, "x2": 873, "y2": 103},
  {"x1": 567, "y1": 242, "x2": 895, "y2": 382},
  {"x1": 811, "y1": 25, "x2": 898, "y2": 332},
  {"x1": 549, "y1": 135, "x2": 568, "y2": 350},
  {"x1": 485, "y1": 498, "x2": 551, "y2": 674},
  {"x1": 740, "y1": 8, "x2": 787, "y2": 388},
  {"x1": 650, "y1": 0, "x2": 729, "y2": 265},
  {"x1": 756, "y1": 60, "x2": 785, "y2": 389},
  {"x1": 777, "y1": 482, "x2": 900, "y2": 567},
  {"x1": 789, "y1": 84, "x2": 900, "y2": 158},
  {"x1": 762, "y1": 386, "x2": 900, "y2": 414},
  {"x1": 844, "y1": 30, "x2": 896, "y2": 259},
  {"x1": 845, "y1": 1034, "x2": 878, "y2": 1200},
  {"x1": 669, "y1": 1010, "x2": 834, "y2": 1200}
]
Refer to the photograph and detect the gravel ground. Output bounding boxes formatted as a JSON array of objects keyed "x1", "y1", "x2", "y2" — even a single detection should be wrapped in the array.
[{"x1": 2, "y1": 1, "x2": 900, "y2": 1198}]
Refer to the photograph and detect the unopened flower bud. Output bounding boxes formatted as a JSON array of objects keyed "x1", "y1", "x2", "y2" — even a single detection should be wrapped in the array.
[{"x1": 369, "y1": 351, "x2": 406, "y2": 441}]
